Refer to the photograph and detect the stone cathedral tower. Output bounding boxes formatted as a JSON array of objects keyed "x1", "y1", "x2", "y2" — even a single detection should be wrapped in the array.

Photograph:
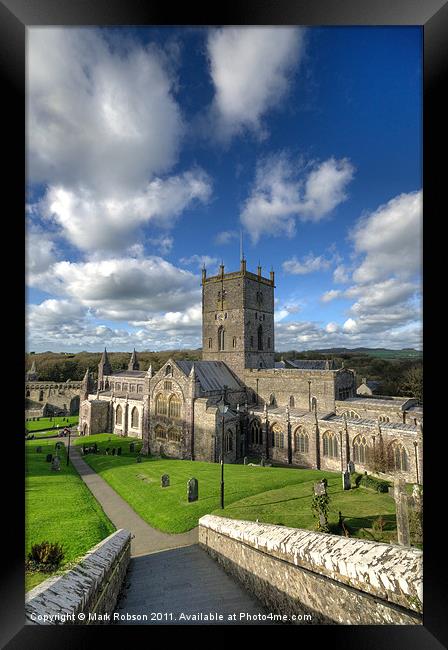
[{"x1": 201, "y1": 258, "x2": 275, "y2": 374}]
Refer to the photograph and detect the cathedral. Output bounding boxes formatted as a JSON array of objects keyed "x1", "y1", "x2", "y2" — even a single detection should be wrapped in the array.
[{"x1": 79, "y1": 259, "x2": 423, "y2": 483}]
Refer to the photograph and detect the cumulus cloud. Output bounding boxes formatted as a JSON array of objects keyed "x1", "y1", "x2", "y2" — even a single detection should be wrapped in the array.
[
  {"x1": 321, "y1": 289, "x2": 342, "y2": 303},
  {"x1": 351, "y1": 190, "x2": 422, "y2": 284},
  {"x1": 283, "y1": 253, "x2": 332, "y2": 275},
  {"x1": 333, "y1": 264, "x2": 350, "y2": 284},
  {"x1": 27, "y1": 257, "x2": 201, "y2": 322},
  {"x1": 214, "y1": 230, "x2": 239, "y2": 245},
  {"x1": 26, "y1": 227, "x2": 59, "y2": 281},
  {"x1": 35, "y1": 170, "x2": 212, "y2": 253},
  {"x1": 179, "y1": 255, "x2": 219, "y2": 270},
  {"x1": 207, "y1": 27, "x2": 305, "y2": 139},
  {"x1": 28, "y1": 28, "x2": 184, "y2": 193},
  {"x1": 240, "y1": 153, "x2": 355, "y2": 242}
]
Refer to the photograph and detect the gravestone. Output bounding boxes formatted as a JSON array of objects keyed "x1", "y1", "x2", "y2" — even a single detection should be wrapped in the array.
[
  {"x1": 313, "y1": 480, "x2": 329, "y2": 530},
  {"x1": 112, "y1": 448, "x2": 116, "y2": 456},
  {"x1": 117, "y1": 447, "x2": 122, "y2": 456},
  {"x1": 243, "y1": 456, "x2": 248, "y2": 465},
  {"x1": 105, "y1": 448, "x2": 110, "y2": 455},
  {"x1": 55, "y1": 442, "x2": 61, "y2": 450},
  {"x1": 342, "y1": 470, "x2": 351, "y2": 490},
  {"x1": 394, "y1": 479, "x2": 410, "y2": 546},
  {"x1": 46, "y1": 453, "x2": 52, "y2": 462},
  {"x1": 161, "y1": 474, "x2": 170, "y2": 488},
  {"x1": 347, "y1": 460, "x2": 355, "y2": 474},
  {"x1": 187, "y1": 477, "x2": 198, "y2": 502},
  {"x1": 130, "y1": 443, "x2": 135, "y2": 453},
  {"x1": 36, "y1": 446, "x2": 42, "y2": 453},
  {"x1": 93, "y1": 443, "x2": 98, "y2": 453},
  {"x1": 260, "y1": 457, "x2": 265, "y2": 467},
  {"x1": 51, "y1": 456, "x2": 61, "y2": 471},
  {"x1": 136, "y1": 455, "x2": 142, "y2": 463}
]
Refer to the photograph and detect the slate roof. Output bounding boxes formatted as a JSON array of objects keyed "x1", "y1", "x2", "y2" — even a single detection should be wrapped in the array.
[
  {"x1": 323, "y1": 414, "x2": 419, "y2": 432},
  {"x1": 175, "y1": 360, "x2": 242, "y2": 392}
]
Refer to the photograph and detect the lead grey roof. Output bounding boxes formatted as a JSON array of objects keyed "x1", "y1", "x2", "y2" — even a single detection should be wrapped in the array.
[
  {"x1": 111, "y1": 370, "x2": 147, "y2": 378},
  {"x1": 323, "y1": 414, "x2": 419, "y2": 432},
  {"x1": 175, "y1": 360, "x2": 242, "y2": 392}
]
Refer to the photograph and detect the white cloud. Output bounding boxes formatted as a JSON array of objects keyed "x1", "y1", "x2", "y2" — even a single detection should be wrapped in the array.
[
  {"x1": 26, "y1": 227, "x2": 59, "y2": 281},
  {"x1": 283, "y1": 253, "x2": 332, "y2": 275},
  {"x1": 333, "y1": 264, "x2": 350, "y2": 284},
  {"x1": 147, "y1": 236, "x2": 174, "y2": 255},
  {"x1": 342, "y1": 318, "x2": 358, "y2": 333},
  {"x1": 214, "y1": 230, "x2": 239, "y2": 245},
  {"x1": 27, "y1": 256, "x2": 201, "y2": 322},
  {"x1": 28, "y1": 28, "x2": 184, "y2": 194},
  {"x1": 351, "y1": 190, "x2": 422, "y2": 284},
  {"x1": 207, "y1": 27, "x2": 305, "y2": 139},
  {"x1": 240, "y1": 153, "x2": 355, "y2": 242},
  {"x1": 179, "y1": 255, "x2": 219, "y2": 270},
  {"x1": 325, "y1": 322, "x2": 339, "y2": 334},
  {"x1": 321, "y1": 289, "x2": 342, "y2": 303},
  {"x1": 36, "y1": 171, "x2": 212, "y2": 253}
]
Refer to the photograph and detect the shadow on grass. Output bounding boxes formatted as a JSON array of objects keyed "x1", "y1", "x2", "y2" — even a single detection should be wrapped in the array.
[{"x1": 342, "y1": 513, "x2": 396, "y2": 531}]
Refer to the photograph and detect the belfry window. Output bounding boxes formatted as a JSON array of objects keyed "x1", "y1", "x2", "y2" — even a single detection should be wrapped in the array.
[
  {"x1": 258, "y1": 324, "x2": 263, "y2": 351},
  {"x1": 218, "y1": 326, "x2": 225, "y2": 351}
]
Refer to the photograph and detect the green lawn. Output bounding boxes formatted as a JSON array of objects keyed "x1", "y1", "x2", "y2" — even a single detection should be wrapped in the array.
[
  {"x1": 81, "y1": 437, "x2": 396, "y2": 539},
  {"x1": 25, "y1": 438, "x2": 115, "y2": 592},
  {"x1": 25, "y1": 416, "x2": 79, "y2": 432}
]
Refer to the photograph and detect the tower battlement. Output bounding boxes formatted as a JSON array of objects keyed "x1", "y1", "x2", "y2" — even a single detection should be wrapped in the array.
[{"x1": 202, "y1": 260, "x2": 275, "y2": 374}]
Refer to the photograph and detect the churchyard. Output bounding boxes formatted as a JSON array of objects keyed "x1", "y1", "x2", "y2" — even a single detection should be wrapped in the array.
[
  {"x1": 25, "y1": 438, "x2": 115, "y2": 591},
  {"x1": 25, "y1": 415, "x2": 79, "y2": 432},
  {"x1": 78, "y1": 434, "x2": 399, "y2": 540}
]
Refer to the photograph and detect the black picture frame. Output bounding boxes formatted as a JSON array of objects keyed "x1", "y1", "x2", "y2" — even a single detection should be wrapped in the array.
[{"x1": 3, "y1": 0, "x2": 445, "y2": 646}]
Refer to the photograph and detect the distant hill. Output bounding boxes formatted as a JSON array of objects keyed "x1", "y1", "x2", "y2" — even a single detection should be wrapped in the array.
[{"x1": 304, "y1": 348, "x2": 422, "y2": 359}]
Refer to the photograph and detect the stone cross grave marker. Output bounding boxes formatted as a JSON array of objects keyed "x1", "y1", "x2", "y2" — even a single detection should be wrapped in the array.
[
  {"x1": 187, "y1": 477, "x2": 198, "y2": 502},
  {"x1": 51, "y1": 455, "x2": 61, "y2": 472},
  {"x1": 161, "y1": 474, "x2": 170, "y2": 488},
  {"x1": 243, "y1": 456, "x2": 248, "y2": 465},
  {"x1": 342, "y1": 470, "x2": 351, "y2": 490},
  {"x1": 394, "y1": 478, "x2": 410, "y2": 546},
  {"x1": 313, "y1": 480, "x2": 329, "y2": 530}
]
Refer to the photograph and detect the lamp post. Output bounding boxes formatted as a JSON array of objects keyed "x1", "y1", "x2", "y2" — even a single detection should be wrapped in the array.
[
  {"x1": 66, "y1": 428, "x2": 71, "y2": 466},
  {"x1": 217, "y1": 389, "x2": 229, "y2": 509}
]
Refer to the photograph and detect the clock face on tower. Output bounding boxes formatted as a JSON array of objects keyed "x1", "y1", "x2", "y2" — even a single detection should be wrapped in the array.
[{"x1": 216, "y1": 312, "x2": 225, "y2": 321}]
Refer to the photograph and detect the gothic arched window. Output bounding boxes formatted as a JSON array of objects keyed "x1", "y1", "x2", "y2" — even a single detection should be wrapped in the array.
[
  {"x1": 272, "y1": 424, "x2": 284, "y2": 448},
  {"x1": 168, "y1": 394, "x2": 181, "y2": 419},
  {"x1": 115, "y1": 404, "x2": 123, "y2": 425},
  {"x1": 167, "y1": 427, "x2": 181, "y2": 442},
  {"x1": 250, "y1": 419, "x2": 262, "y2": 445},
  {"x1": 388, "y1": 441, "x2": 409, "y2": 472},
  {"x1": 258, "y1": 324, "x2": 263, "y2": 350},
  {"x1": 155, "y1": 394, "x2": 168, "y2": 416},
  {"x1": 344, "y1": 410, "x2": 360, "y2": 419},
  {"x1": 224, "y1": 429, "x2": 233, "y2": 453},
  {"x1": 232, "y1": 336, "x2": 237, "y2": 348},
  {"x1": 131, "y1": 407, "x2": 139, "y2": 429},
  {"x1": 379, "y1": 415, "x2": 390, "y2": 423},
  {"x1": 165, "y1": 364, "x2": 172, "y2": 376},
  {"x1": 353, "y1": 435, "x2": 368, "y2": 464},
  {"x1": 323, "y1": 431, "x2": 338, "y2": 458},
  {"x1": 218, "y1": 326, "x2": 225, "y2": 351},
  {"x1": 154, "y1": 424, "x2": 166, "y2": 439},
  {"x1": 289, "y1": 395, "x2": 295, "y2": 408},
  {"x1": 294, "y1": 427, "x2": 309, "y2": 453}
]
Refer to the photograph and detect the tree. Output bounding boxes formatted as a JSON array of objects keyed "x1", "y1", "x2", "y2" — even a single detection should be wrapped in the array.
[{"x1": 400, "y1": 365, "x2": 423, "y2": 402}]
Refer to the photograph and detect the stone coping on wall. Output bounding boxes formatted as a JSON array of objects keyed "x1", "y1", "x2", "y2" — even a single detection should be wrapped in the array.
[
  {"x1": 26, "y1": 529, "x2": 131, "y2": 625},
  {"x1": 198, "y1": 515, "x2": 423, "y2": 615}
]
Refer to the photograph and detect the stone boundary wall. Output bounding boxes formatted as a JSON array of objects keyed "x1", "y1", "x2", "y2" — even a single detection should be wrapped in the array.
[
  {"x1": 199, "y1": 515, "x2": 423, "y2": 625},
  {"x1": 25, "y1": 529, "x2": 131, "y2": 625}
]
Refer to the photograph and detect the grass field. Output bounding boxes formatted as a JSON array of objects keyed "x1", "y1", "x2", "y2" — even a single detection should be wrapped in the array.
[
  {"x1": 25, "y1": 416, "x2": 79, "y2": 432},
  {"x1": 25, "y1": 438, "x2": 115, "y2": 591},
  {"x1": 81, "y1": 435, "x2": 396, "y2": 540}
]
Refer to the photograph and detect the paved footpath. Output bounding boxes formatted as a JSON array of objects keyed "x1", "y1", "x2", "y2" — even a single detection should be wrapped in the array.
[{"x1": 64, "y1": 443, "x2": 269, "y2": 625}]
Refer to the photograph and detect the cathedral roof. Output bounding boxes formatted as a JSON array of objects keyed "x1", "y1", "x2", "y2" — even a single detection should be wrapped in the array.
[
  {"x1": 275, "y1": 359, "x2": 336, "y2": 370},
  {"x1": 175, "y1": 360, "x2": 241, "y2": 392},
  {"x1": 112, "y1": 370, "x2": 147, "y2": 377}
]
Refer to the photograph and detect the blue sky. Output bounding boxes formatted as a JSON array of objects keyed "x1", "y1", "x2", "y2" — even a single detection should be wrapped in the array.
[{"x1": 26, "y1": 26, "x2": 422, "y2": 352}]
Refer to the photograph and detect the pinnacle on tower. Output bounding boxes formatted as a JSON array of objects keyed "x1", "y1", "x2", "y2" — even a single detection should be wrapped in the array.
[
  {"x1": 146, "y1": 364, "x2": 153, "y2": 378},
  {"x1": 128, "y1": 348, "x2": 140, "y2": 371},
  {"x1": 98, "y1": 347, "x2": 112, "y2": 379}
]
